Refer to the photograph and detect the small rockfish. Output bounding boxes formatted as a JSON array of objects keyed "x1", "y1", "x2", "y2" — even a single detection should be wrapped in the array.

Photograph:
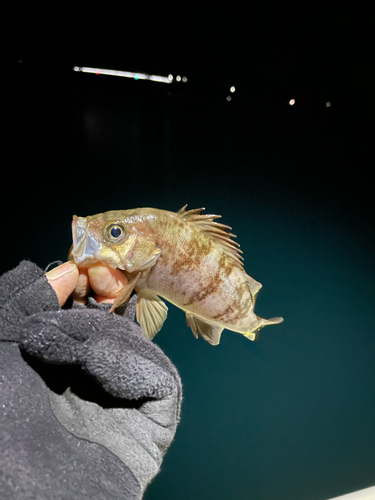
[{"x1": 70, "y1": 206, "x2": 283, "y2": 345}]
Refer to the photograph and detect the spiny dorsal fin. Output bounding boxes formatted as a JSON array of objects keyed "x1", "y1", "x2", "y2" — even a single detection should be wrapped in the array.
[
  {"x1": 177, "y1": 205, "x2": 244, "y2": 269},
  {"x1": 245, "y1": 273, "x2": 263, "y2": 304}
]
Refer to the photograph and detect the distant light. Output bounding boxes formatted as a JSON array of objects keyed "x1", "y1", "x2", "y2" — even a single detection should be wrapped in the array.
[
  {"x1": 326, "y1": 101, "x2": 331, "y2": 107},
  {"x1": 289, "y1": 99, "x2": 296, "y2": 106},
  {"x1": 176, "y1": 75, "x2": 181, "y2": 82},
  {"x1": 182, "y1": 76, "x2": 188, "y2": 82},
  {"x1": 73, "y1": 66, "x2": 172, "y2": 84},
  {"x1": 230, "y1": 86, "x2": 235, "y2": 93},
  {"x1": 226, "y1": 96, "x2": 232, "y2": 102}
]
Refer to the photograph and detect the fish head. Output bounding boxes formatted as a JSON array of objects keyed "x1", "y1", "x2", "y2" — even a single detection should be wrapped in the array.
[{"x1": 71, "y1": 210, "x2": 161, "y2": 273}]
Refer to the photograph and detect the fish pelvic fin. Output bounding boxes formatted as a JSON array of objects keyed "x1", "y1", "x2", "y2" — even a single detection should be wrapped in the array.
[
  {"x1": 136, "y1": 290, "x2": 168, "y2": 341},
  {"x1": 243, "y1": 315, "x2": 284, "y2": 341},
  {"x1": 186, "y1": 313, "x2": 224, "y2": 346},
  {"x1": 177, "y1": 205, "x2": 244, "y2": 269}
]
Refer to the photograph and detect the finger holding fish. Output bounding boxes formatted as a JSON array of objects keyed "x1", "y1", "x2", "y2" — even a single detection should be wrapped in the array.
[
  {"x1": 47, "y1": 261, "x2": 128, "y2": 307},
  {"x1": 46, "y1": 261, "x2": 79, "y2": 307},
  {"x1": 87, "y1": 264, "x2": 128, "y2": 304},
  {"x1": 70, "y1": 266, "x2": 90, "y2": 303},
  {"x1": 68, "y1": 264, "x2": 128, "y2": 304}
]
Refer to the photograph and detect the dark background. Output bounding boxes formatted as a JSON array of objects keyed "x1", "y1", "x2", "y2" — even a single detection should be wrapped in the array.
[{"x1": 1, "y1": 2, "x2": 373, "y2": 499}]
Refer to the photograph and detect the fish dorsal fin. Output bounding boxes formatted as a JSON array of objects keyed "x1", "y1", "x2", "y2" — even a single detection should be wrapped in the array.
[
  {"x1": 136, "y1": 289, "x2": 168, "y2": 340},
  {"x1": 177, "y1": 205, "x2": 244, "y2": 269},
  {"x1": 245, "y1": 273, "x2": 263, "y2": 304},
  {"x1": 186, "y1": 313, "x2": 224, "y2": 345}
]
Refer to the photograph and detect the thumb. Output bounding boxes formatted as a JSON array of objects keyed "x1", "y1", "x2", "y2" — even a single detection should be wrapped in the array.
[{"x1": 46, "y1": 261, "x2": 79, "y2": 306}]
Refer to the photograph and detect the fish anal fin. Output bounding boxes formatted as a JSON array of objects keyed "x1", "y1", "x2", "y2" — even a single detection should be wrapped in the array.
[
  {"x1": 186, "y1": 313, "x2": 224, "y2": 346},
  {"x1": 243, "y1": 331, "x2": 257, "y2": 341},
  {"x1": 136, "y1": 290, "x2": 168, "y2": 340},
  {"x1": 177, "y1": 205, "x2": 244, "y2": 269}
]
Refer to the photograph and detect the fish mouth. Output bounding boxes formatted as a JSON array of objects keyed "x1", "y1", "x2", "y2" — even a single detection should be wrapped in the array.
[{"x1": 71, "y1": 216, "x2": 101, "y2": 265}]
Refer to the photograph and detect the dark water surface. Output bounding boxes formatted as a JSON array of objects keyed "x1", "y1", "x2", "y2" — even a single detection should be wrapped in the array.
[{"x1": 1, "y1": 37, "x2": 373, "y2": 499}]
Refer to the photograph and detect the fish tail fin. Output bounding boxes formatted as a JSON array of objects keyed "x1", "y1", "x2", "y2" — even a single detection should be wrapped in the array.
[{"x1": 242, "y1": 316, "x2": 284, "y2": 341}]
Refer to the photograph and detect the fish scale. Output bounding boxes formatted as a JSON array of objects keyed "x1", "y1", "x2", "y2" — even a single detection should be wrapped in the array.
[{"x1": 71, "y1": 206, "x2": 283, "y2": 345}]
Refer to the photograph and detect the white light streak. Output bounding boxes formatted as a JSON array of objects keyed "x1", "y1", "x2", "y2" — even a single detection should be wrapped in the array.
[{"x1": 73, "y1": 66, "x2": 172, "y2": 84}]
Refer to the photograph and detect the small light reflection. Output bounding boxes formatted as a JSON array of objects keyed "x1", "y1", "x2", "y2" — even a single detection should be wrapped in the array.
[
  {"x1": 226, "y1": 96, "x2": 232, "y2": 102},
  {"x1": 182, "y1": 76, "x2": 187, "y2": 82},
  {"x1": 326, "y1": 101, "x2": 331, "y2": 107},
  {"x1": 230, "y1": 86, "x2": 235, "y2": 93},
  {"x1": 176, "y1": 75, "x2": 181, "y2": 82},
  {"x1": 289, "y1": 99, "x2": 296, "y2": 106}
]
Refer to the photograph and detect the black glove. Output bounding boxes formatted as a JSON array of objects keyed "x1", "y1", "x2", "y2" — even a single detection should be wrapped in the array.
[{"x1": 0, "y1": 261, "x2": 182, "y2": 500}]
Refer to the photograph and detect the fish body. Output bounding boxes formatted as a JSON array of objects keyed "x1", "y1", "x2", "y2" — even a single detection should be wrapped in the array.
[{"x1": 71, "y1": 206, "x2": 283, "y2": 345}]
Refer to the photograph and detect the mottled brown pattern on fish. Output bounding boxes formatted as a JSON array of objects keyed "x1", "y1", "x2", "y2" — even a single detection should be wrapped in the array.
[
  {"x1": 70, "y1": 206, "x2": 284, "y2": 338},
  {"x1": 183, "y1": 267, "x2": 224, "y2": 307},
  {"x1": 223, "y1": 263, "x2": 234, "y2": 277},
  {"x1": 170, "y1": 232, "x2": 213, "y2": 276},
  {"x1": 211, "y1": 292, "x2": 251, "y2": 323},
  {"x1": 186, "y1": 235, "x2": 213, "y2": 259},
  {"x1": 183, "y1": 253, "x2": 225, "y2": 304},
  {"x1": 209, "y1": 275, "x2": 251, "y2": 323},
  {"x1": 211, "y1": 304, "x2": 236, "y2": 322}
]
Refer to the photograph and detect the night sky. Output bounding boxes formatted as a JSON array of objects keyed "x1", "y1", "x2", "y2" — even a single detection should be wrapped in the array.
[{"x1": 1, "y1": 3, "x2": 373, "y2": 499}]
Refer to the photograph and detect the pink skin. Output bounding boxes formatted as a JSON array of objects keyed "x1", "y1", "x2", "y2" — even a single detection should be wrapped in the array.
[{"x1": 46, "y1": 261, "x2": 128, "y2": 307}]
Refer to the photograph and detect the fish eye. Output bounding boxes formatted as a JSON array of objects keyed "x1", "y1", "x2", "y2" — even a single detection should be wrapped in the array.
[{"x1": 105, "y1": 223, "x2": 126, "y2": 242}]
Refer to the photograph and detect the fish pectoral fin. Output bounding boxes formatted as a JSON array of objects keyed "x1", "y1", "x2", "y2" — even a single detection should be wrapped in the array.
[
  {"x1": 110, "y1": 272, "x2": 141, "y2": 312},
  {"x1": 137, "y1": 247, "x2": 161, "y2": 271},
  {"x1": 136, "y1": 290, "x2": 168, "y2": 340},
  {"x1": 186, "y1": 314, "x2": 224, "y2": 346}
]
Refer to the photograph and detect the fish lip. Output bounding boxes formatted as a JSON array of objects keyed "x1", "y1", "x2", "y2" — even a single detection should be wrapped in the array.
[
  {"x1": 71, "y1": 217, "x2": 101, "y2": 265},
  {"x1": 72, "y1": 216, "x2": 86, "y2": 249}
]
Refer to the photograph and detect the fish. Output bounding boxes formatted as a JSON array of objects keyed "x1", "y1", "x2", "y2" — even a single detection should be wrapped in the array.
[{"x1": 70, "y1": 205, "x2": 283, "y2": 345}]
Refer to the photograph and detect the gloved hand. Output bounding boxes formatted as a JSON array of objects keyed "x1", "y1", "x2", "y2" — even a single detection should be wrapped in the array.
[{"x1": 0, "y1": 261, "x2": 182, "y2": 500}]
